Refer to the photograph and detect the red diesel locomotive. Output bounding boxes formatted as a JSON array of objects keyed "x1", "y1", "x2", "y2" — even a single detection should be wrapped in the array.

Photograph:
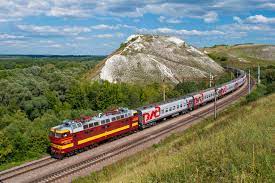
[{"x1": 49, "y1": 108, "x2": 139, "y2": 158}]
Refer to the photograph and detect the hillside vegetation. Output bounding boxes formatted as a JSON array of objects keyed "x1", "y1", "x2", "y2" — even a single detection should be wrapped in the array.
[
  {"x1": 204, "y1": 44, "x2": 275, "y2": 68},
  {"x1": 205, "y1": 44, "x2": 275, "y2": 95},
  {"x1": 75, "y1": 92, "x2": 275, "y2": 183}
]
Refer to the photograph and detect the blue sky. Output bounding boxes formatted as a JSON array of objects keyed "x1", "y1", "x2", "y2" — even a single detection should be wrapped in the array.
[{"x1": 0, "y1": 0, "x2": 275, "y2": 55}]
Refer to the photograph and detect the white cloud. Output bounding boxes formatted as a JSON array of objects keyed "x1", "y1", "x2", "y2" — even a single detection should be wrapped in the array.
[
  {"x1": 75, "y1": 36, "x2": 86, "y2": 40},
  {"x1": 260, "y1": 3, "x2": 275, "y2": 9},
  {"x1": 158, "y1": 16, "x2": 166, "y2": 22},
  {"x1": 0, "y1": 33, "x2": 25, "y2": 39},
  {"x1": 137, "y1": 27, "x2": 225, "y2": 36},
  {"x1": 47, "y1": 7, "x2": 89, "y2": 17},
  {"x1": 0, "y1": 0, "x2": 272, "y2": 23},
  {"x1": 48, "y1": 44, "x2": 62, "y2": 48},
  {"x1": 158, "y1": 16, "x2": 182, "y2": 24},
  {"x1": 91, "y1": 24, "x2": 118, "y2": 30},
  {"x1": 17, "y1": 24, "x2": 91, "y2": 36},
  {"x1": 203, "y1": 11, "x2": 218, "y2": 23},
  {"x1": 0, "y1": 1, "x2": 220, "y2": 22},
  {"x1": 94, "y1": 32, "x2": 124, "y2": 39},
  {"x1": 94, "y1": 34, "x2": 113, "y2": 38},
  {"x1": 0, "y1": 18, "x2": 21, "y2": 22},
  {"x1": 246, "y1": 15, "x2": 275, "y2": 24},
  {"x1": 16, "y1": 24, "x2": 133, "y2": 37},
  {"x1": 233, "y1": 16, "x2": 243, "y2": 24},
  {"x1": 219, "y1": 23, "x2": 272, "y2": 32},
  {"x1": 39, "y1": 40, "x2": 55, "y2": 44},
  {"x1": 142, "y1": 3, "x2": 218, "y2": 23}
]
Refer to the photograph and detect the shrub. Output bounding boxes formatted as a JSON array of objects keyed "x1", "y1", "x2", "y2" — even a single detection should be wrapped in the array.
[{"x1": 245, "y1": 84, "x2": 267, "y2": 103}]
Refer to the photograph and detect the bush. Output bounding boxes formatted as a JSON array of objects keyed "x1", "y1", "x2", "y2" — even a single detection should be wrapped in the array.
[{"x1": 245, "y1": 84, "x2": 267, "y2": 103}]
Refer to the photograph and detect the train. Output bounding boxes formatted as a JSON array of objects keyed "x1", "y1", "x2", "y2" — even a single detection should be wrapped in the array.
[{"x1": 49, "y1": 68, "x2": 246, "y2": 159}]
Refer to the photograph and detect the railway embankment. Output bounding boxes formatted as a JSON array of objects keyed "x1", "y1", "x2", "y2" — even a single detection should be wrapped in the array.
[{"x1": 75, "y1": 93, "x2": 274, "y2": 183}]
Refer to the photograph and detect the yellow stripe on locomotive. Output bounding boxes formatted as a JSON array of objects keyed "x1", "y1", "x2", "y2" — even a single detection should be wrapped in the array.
[{"x1": 51, "y1": 143, "x2": 74, "y2": 150}]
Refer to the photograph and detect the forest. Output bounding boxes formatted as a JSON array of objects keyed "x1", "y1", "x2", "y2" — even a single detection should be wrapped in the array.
[{"x1": 0, "y1": 56, "x2": 273, "y2": 170}]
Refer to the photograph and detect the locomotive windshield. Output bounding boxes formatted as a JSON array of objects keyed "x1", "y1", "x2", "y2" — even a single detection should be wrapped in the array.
[{"x1": 49, "y1": 132, "x2": 68, "y2": 138}]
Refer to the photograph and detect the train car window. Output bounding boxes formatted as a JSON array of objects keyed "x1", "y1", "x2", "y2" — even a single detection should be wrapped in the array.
[
  {"x1": 177, "y1": 105, "x2": 179, "y2": 109},
  {"x1": 94, "y1": 122, "x2": 99, "y2": 126},
  {"x1": 120, "y1": 115, "x2": 124, "y2": 118},
  {"x1": 165, "y1": 108, "x2": 168, "y2": 112},
  {"x1": 72, "y1": 124, "x2": 77, "y2": 129},
  {"x1": 77, "y1": 123, "x2": 82, "y2": 128},
  {"x1": 84, "y1": 124, "x2": 88, "y2": 129},
  {"x1": 116, "y1": 116, "x2": 121, "y2": 120},
  {"x1": 169, "y1": 107, "x2": 172, "y2": 111},
  {"x1": 128, "y1": 113, "x2": 131, "y2": 116},
  {"x1": 112, "y1": 117, "x2": 116, "y2": 121},
  {"x1": 173, "y1": 106, "x2": 176, "y2": 110},
  {"x1": 180, "y1": 104, "x2": 183, "y2": 108},
  {"x1": 106, "y1": 119, "x2": 110, "y2": 123},
  {"x1": 125, "y1": 114, "x2": 128, "y2": 118},
  {"x1": 101, "y1": 120, "x2": 106, "y2": 124},
  {"x1": 88, "y1": 123, "x2": 94, "y2": 128}
]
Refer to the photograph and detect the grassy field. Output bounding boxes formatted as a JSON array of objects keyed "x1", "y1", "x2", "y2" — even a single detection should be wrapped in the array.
[
  {"x1": 204, "y1": 44, "x2": 275, "y2": 69},
  {"x1": 75, "y1": 93, "x2": 275, "y2": 183}
]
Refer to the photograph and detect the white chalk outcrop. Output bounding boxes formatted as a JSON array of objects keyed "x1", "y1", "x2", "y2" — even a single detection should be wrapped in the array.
[{"x1": 95, "y1": 34, "x2": 224, "y2": 84}]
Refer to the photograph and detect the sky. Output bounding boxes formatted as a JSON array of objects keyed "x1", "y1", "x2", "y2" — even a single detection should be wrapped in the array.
[{"x1": 0, "y1": 0, "x2": 274, "y2": 55}]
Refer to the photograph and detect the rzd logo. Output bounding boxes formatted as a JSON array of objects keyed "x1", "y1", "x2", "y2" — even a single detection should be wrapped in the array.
[
  {"x1": 219, "y1": 86, "x2": 227, "y2": 96},
  {"x1": 194, "y1": 93, "x2": 204, "y2": 106},
  {"x1": 143, "y1": 106, "x2": 160, "y2": 123}
]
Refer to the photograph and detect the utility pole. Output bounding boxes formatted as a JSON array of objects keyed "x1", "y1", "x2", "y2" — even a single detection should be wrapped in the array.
[
  {"x1": 214, "y1": 87, "x2": 217, "y2": 119},
  {"x1": 209, "y1": 72, "x2": 213, "y2": 87},
  {"x1": 213, "y1": 76, "x2": 217, "y2": 120},
  {"x1": 248, "y1": 69, "x2": 251, "y2": 94},
  {"x1": 258, "y1": 64, "x2": 261, "y2": 84},
  {"x1": 162, "y1": 78, "x2": 166, "y2": 101}
]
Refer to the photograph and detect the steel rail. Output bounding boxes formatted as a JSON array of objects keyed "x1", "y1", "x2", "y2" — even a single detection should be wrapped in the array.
[{"x1": 0, "y1": 157, "x2": 57, "y2": 182}]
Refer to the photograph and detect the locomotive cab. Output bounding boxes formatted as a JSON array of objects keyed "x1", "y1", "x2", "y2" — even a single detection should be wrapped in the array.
[{"x1": 49, "y1": 125, "x2": 74, "y2": 158}]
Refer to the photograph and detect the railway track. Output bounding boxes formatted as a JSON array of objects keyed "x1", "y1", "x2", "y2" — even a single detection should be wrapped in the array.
[
  {"x1": 0, "y1": 157, "x2": 57, "y2": 182},
  {"x1": 29, "y1": 80, "x2": 251, "y2": 183}
]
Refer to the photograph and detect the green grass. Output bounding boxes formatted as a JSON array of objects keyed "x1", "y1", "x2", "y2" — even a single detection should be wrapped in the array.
[
  {"x1": 75, "y1": 93, "x2": 275, "y2": 183},
  {"x1": 205, "y1": 44, "x2": 275, "y2": 69}
]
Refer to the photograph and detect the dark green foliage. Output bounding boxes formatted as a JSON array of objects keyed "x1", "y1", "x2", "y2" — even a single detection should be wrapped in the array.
[
  {"x1": 0, "y1": 57, "x2": 102, "y2": 169},
  {"x1": 245, "y1": 84, "x2": 267, "y2": 103},
  {"x1": 119, "y1": 43, "x2": 127, "y2": 50},
  {"x1": 249, "y1": 65, "x2": 275, "y2": 95},
  {"x1": 208, "y1": 53, "x2": 228, "y2": 62}
]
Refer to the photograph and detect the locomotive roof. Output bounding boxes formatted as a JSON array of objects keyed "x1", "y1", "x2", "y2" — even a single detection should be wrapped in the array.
[{"x1": 51, "y1": 108, "x2": 135, "y2": 133}]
